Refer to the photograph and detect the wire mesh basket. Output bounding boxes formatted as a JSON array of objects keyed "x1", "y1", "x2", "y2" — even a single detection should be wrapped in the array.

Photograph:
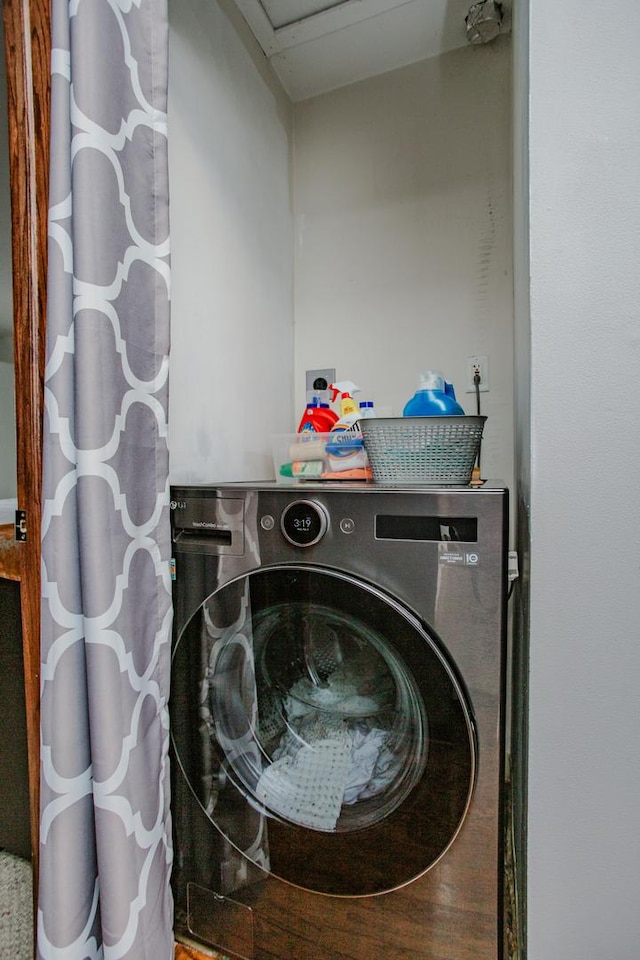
[{"x1": 360, "y1": 416, "x2": 486, "y2": 485}]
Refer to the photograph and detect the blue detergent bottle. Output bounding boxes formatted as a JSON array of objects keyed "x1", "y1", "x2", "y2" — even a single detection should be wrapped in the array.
[{"x1": 403, "y1": 370, "x2": 465, "y2": 416}]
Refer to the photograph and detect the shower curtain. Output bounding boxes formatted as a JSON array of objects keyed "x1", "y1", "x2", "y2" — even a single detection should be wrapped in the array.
[{"x1": 39, "y1": 1, "x2": 173, "y2": 957}]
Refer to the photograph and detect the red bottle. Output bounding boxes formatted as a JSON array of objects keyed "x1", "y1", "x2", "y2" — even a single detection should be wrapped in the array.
[{"x1": 297, "y1": 398, "x2": 338, "y2": 433}]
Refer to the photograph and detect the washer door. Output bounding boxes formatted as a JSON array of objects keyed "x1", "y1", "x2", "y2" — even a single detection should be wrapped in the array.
[{"x1": 171, "y1": 565, "x2": 475, "y2": 897}]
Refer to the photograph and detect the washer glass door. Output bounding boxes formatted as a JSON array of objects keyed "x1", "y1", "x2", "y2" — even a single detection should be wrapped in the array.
[{"x1": 171, "y1": 565, "x2": 475, "y2": 897}]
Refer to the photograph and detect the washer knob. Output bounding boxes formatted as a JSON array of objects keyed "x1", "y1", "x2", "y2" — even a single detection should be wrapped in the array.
[{"x1": 281, "y1": 500, "x2": 328, "y2": 547}]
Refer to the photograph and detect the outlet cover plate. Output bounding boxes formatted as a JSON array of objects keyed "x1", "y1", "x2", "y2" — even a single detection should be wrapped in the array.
[
  {"x1": 306, "y1": 368, "x2": 336, "y2": 395},
  {"x1": 465, "y1": 355, "x2": 489, "y2": 393}
]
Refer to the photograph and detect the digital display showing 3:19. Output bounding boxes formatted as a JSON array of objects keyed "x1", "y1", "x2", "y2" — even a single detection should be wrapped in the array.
[
  {"x1": 281, "y1": 501, "x2": 328, "y2": 547},
  {"x1": 293, "y1": 516, "x2": 313, "y2": 530}
]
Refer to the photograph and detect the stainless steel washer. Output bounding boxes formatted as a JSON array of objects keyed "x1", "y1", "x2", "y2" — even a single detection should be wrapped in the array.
[{"x1": 170, "y1": 482, "x2": 508, "y2": 960}]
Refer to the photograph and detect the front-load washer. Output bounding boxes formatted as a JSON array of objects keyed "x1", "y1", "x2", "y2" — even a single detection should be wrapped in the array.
[{"x1": 169, "y1": 482, "x2": 508, "y2": 960}]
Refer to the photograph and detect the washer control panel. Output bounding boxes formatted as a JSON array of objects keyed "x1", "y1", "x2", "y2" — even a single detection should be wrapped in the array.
[{"x1": 281, "y1": 500, "x2": 329, "y2": 547}]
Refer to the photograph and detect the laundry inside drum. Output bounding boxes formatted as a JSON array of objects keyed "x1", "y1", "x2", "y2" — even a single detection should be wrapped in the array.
[{"x1": 219, "y1": 603, "x2": 430, "y2": 834}]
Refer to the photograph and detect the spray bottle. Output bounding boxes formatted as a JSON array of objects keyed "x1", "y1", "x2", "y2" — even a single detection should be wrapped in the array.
[
  {"x1": 328, "y1": 381, "x2": 362, "y2": 432},
  {"x1": 327, "y1": 381, "x2": 367, "y2": 471}
]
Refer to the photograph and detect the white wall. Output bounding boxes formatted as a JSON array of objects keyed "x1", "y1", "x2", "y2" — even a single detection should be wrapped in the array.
[
  {"x1": 293, "y1": 41, "x2": 514, "y2": 490},
  {"x1": 168, "y1": 3, "x2": 514, "y2": 493},
  {"x1": 168, "y1": 0, "x2": 295, "y2": 484},
  {"x1": 526, "y1": 0, "x2": 640, "y2": 956}
]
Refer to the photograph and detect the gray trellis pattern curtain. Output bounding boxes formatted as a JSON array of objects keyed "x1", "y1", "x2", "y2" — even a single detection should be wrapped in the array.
[{"x1": 39, "y1": 1, "x2": 173, "y2": 957}]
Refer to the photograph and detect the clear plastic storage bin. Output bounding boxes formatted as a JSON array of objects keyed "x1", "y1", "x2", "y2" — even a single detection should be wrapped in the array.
[{"x1": 272, "y1": 433, "x2": 371, "y2": 483}]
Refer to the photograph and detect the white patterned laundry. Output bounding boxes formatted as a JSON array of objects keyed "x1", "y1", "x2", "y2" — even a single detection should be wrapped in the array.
[{"x1": 256, "y1": 737, "x2": 352, "y2": 831}]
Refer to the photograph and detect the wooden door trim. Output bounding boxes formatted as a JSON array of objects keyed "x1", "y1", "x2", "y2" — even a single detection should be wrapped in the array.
[{"x1": 2, "y1": 0, "x2": 51, "y2": 878}]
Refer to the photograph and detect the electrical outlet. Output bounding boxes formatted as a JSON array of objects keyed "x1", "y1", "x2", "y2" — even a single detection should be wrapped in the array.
[
  {"x1": 465, "y1": 355, "x2": 489, "y2": 393},
  {"x1": 305, "y1": 368, "x2": 336, "y2": 396}
]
